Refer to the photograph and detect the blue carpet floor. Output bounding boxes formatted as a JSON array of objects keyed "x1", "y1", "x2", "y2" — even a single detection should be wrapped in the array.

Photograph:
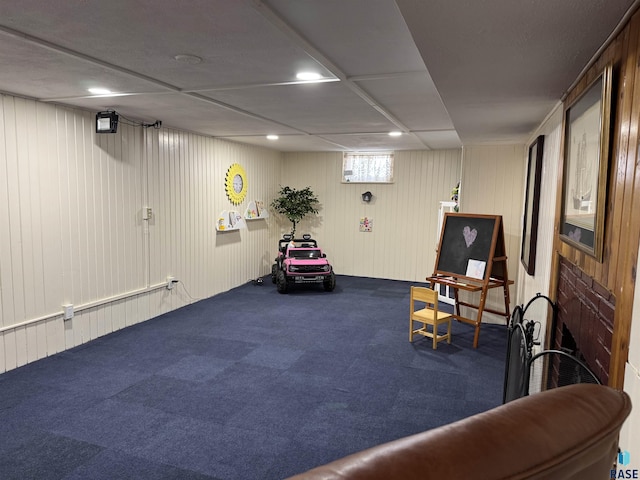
[{"x1": 0, "y1": 275, "x2": 507, "y2": 479}]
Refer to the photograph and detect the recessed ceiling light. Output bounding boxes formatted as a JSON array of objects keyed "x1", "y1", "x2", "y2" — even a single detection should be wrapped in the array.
[
  {"x1": 88, "y1": 88, "x2": 113, "y2": 95},
  {"x1": 296, "y1": 72, "x2": 322, "y2": 81},
  {"x1": 266, "y1": 135, "x2": 279, "y2": 140},
  {"x1": 388, "y1": 131, "x2": 402, "y2": 137},
  {"x1": 174, "y1": 54, "x2": 203, "y2": 65}
]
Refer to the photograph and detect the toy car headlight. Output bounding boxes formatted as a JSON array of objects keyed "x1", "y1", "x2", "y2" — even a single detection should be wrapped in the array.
[
  {"x1": 289, "y1": 265, "x2": 299, "y2": 272},
  {"x1": 320, "y1": 265, "x2": 330, "y2": 272}
]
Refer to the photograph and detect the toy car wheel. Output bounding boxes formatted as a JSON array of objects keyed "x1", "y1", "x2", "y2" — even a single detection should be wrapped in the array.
[
  {"x1": 323, "y1": 272, "x2": 336, "y2": 292},
  {"x1": 271, "y1": 264, "x2": 278, "y2": 283},
  {"x1": 276, "y1": 270, "x2": 288, "y2": 293}
]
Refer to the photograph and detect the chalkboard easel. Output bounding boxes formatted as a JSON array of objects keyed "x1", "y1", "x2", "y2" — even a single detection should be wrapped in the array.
[{"x1": 426, "y1": 213, "x2": 512, "y2": 348}]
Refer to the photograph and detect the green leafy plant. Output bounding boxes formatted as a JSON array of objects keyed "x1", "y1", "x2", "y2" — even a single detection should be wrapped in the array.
[
  {"x1": 271, "y1": 186, "x2": 319, "y2": 236},
  {"x1": 451, "y1": 181, "x2": 460, "y2": 212}
]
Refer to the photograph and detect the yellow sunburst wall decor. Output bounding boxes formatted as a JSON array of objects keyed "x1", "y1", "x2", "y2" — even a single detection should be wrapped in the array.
[{"x1": 225, "y1": 163, "x2": 247, "y2": 205}]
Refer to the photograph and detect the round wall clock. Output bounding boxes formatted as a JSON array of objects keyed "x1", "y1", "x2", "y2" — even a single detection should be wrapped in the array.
[{"x1": 225, "y1": 163, "x2": 248, "y2": 205}]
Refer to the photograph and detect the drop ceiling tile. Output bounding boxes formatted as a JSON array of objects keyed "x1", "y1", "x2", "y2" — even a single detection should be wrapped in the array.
[
  {"x1": 0, "y1": 0, "x2": 333, "y2": 89},
  {"x1": 203, "y1": 82, "x2": 398, "y2": 134},
  {"x1": 413, "y1": 131, "x2": 462, "y2": 150},
  {"x1": 355, "y1": 74, "x2": 454, "y2": 131},
  {"x1": 267, "y1": 0, "x2": 427, "y2": 76},
  {"x1": 0, "y1": 36, "x2": 166, "y2": 100},
  {"x1": 318, "y1": 132, "x2": 428, "y2": 151},
  {"x1": 221, "y1": 134, "x2": 346, "y2": 152}
]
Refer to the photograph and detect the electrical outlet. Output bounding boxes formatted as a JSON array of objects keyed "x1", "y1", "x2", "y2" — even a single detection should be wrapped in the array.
[
  {"x1": 166, "y1": 276, "x2": 176, "y2": 290},
  {"x1": 142, "y1": 206, "x2": 153, "y2": 220},
  {"x1": 62, "y1": 304, "x2": 74, "y2": 320}
]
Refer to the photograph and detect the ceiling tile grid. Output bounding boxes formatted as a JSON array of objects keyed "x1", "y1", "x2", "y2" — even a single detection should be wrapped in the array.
[{"x1": 0, "y1": 0, "x2": 637, "y2": 151}]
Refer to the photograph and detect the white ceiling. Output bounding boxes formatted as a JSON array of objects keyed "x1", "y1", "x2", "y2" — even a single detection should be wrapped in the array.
[{"x1": 0, "y1": 0, "x2": 636, "y2": 152}]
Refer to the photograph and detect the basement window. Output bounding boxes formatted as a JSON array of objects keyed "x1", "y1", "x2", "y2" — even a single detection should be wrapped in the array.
[{"x1": 342, "y1": 152, "x2": 394, "y2": 183}]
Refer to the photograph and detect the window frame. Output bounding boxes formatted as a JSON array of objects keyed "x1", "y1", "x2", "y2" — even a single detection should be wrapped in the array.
[{"x1": 342, "y1": 151, "x2": 394, "y2": 184}]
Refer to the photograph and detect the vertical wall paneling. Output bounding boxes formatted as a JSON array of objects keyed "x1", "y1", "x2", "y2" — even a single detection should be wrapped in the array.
[
  {"x1": 0, "y1": 334, "x2": 4, "y2": 373},
  {"x1": 595, "y1": 10, "x2": 640, "y2": 459},
  {"x1": 37, "y1": 101, "x2": 65, "y2": 357},
  {"x1": 515, "y1": 105, "x2": 563, "y2": 345},
  {"x1": 548, "y1": 9, "x2": 640, "y2": 389},
  {"x1": 0, "y1": 96, "x2": 12, "y2": 371},
  {"x1": 3, "y1": 97, "x2": 25, "y2": 328},
  {"x1": 620, "y1": 237, "x2": 640, "y2": 456},
  {"x1": 0, "y1": 94, "x2": 283, "y2": 372},
  {"x1": 613, "y1": 15, "x2": 640, "y2": 388},
  {"x1": 459, "y1": 145, "x2": 526, "y2": 323},
  {"x1": 146, "y1": 131, "x2": 282, "y2": 306},
  {"x1": 279, "y1": 150, "x2": 462, "y2": 282}
]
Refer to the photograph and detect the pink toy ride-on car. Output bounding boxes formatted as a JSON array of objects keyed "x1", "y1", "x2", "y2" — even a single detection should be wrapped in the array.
[{"x1": 271, "y1": 234, "x2": 336, "y2": 293}]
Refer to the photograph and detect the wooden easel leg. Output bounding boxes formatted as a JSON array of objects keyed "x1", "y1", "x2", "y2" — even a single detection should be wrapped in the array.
[
  {"x1": 502, "y1": 283, "x2": 511, "y2": 324},
  {"x1": 473, "y1": 289, "x2": 489, "y2": 348}
]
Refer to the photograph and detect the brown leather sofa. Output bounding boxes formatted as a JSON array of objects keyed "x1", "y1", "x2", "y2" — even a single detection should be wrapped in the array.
[{"x1": 286, "y1": 384, "x2": 631, "y2": 480}]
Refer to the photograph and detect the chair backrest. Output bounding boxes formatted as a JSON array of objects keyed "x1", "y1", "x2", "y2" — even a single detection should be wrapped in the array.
[{"x1": 411, "y1": 286, "x2": 438, "y2": 312}]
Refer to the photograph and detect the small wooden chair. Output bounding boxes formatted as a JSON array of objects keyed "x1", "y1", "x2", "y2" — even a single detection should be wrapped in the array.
[{"x1": 409, "y1": 286, "x2": 452, "y2": 349}]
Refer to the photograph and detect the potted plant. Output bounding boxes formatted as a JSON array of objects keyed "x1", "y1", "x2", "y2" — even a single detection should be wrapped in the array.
[{"x1": 271, "y1": 186, "x2": 319, "y2": 237}]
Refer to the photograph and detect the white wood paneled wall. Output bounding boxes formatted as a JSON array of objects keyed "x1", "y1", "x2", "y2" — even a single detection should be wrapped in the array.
[
  {"x1": 621, "y1": 243, "x2": 640, "y2": 457},
  {"x1": 279, "y1": 150, "x2": 462, "y2": 282},
  {"x1": 0, "y1": 91, "x2": 531, "y2": 372},
  {"x1": 459, "y1": 144, "x2": 525, "y2": 324},
  {"x1": 0, "y1": 94, "x2": 282, "y2": 373},
  {"x1": 146, "y1": 129, "x2": 282, "y2": 303},
  {"x1": 515, "y1": 105, "x2": 563, "y2": 342}
]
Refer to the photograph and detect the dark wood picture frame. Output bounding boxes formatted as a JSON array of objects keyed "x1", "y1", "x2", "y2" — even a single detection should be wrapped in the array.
[
  {"x1": 559, "y1": 62, "x2": 613, "y2": 261},
  {"x1": 521, "y1": 135, "x2": 544, "y2": 275}
]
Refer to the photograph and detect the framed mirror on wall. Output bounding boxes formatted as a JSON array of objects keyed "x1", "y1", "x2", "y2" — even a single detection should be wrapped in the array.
[
  {"x1": 559, "y1": 62, "x2": 613, "y2": 261},
  {"x1": 521, "y1": 135, "x2": 544, "y2": 276}
]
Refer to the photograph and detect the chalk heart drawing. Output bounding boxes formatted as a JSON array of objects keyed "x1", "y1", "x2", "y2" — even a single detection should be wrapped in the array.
[{"x1": 463, "y1": 226, "x2": 478, "y2": 248}]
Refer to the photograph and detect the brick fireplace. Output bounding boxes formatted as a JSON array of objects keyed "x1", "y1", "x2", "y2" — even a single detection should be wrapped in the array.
[{"x1": 554, "y1": 257, "x2": 615, "y2": 385}]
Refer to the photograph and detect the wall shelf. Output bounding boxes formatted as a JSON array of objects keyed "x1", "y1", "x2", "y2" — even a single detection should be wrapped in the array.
[
  {"x1": 244, "y1": 200, "x2": 269, "y2": 220},
  {"x1": 216, "y1": 210, "x2": 245, "y2": 231}
]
